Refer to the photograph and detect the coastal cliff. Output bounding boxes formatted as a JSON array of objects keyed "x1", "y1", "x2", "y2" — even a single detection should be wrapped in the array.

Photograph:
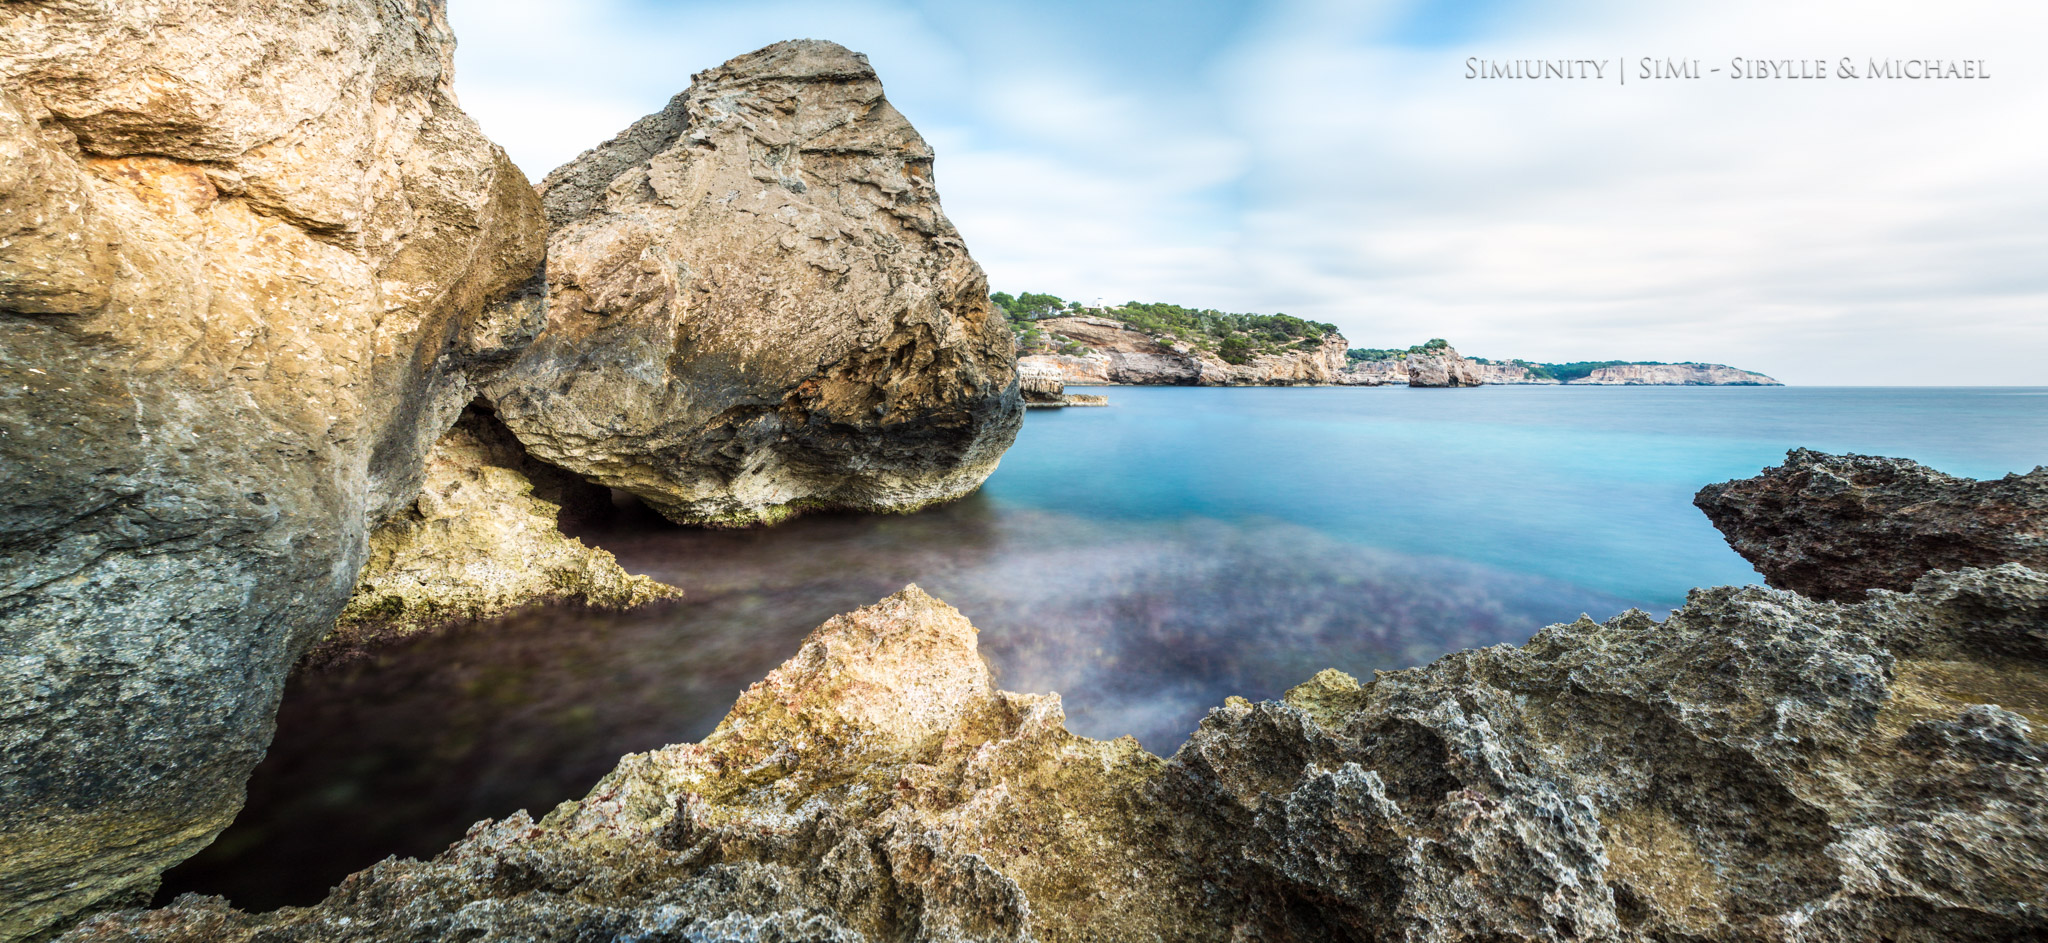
[
  {"x1": 1577, "y1": 362, "x2": 1780, "y2": 385},
  {"x1": 0, "y1": 3, "x2": 545, "y2": 936},
  {"x1": 1338, "y1": 340, "x2": 1485, "y2": 387},
  {"x1": 484, "y1": 41, "x2": 1021, "y2": 527},
  {"x1": 69, "y1": 566, "x2": 2048, "y2": 942},
  {"x1": 1019, "y1": 316, "x2": 1349, "y2": 386}
]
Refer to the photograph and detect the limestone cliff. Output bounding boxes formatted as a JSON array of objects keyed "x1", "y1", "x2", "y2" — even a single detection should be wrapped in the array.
[
  {"x1": 68, "y1": 568, "x2": 2048, "y2": 942},
  {"x1": 1577, "y1": 362, "x2": 1780, "y2": 385},
  {"x1": 325, "y1": 409, "x2": 680, "y2": 658},
  {"x1": 1017, "y1": 361, "x2": 1107, "y2": 408},
  {"x1": 1022, "y1": 316, "x2": 1349, "y2": 386},
  {"x1": 1337, "y1": 344, "x2": 1485, "y2": 387},
  {"x1": 0, "y1": 2, "x2": 545, "y2": 937},
  {"x1": 1698, "y1": 450, "x2": 2048, "y2": 602},
  {"x1": 484, "y1": 41, "x2": 1021, "y2": 527}
]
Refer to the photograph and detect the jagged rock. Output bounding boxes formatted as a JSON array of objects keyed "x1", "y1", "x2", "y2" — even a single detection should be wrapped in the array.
[
  {"x1": 1022, "y1": 316, "x2": 1350, "y2": 386},
  {"x1": 0, "y1": 2, "x2": 545, "y2": 937},
  {"x1": 1698, "y1": 449, "x2": 2048, "y2": 601},
  {"x1": 71, "y1": 569, "x2": 2048, "y2": 942},
  {"x1": 322, "y1": 408, "x2": 680, "y2": 660},
  {"x1": 483, "y1": 40, "x2": 1020, "y2": 527}
]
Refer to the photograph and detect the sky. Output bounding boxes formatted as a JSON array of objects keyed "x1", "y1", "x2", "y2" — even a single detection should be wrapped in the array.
[{"x1": 446, "y1": 0, "x2": 2048, "y2": 385}]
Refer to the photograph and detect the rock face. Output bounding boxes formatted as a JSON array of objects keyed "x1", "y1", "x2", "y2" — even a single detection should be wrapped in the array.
[
  {"x1": 324, "y1": 408, "x2": 680, "y2": 659},
  {"x1": 1698, "y1": 449, "x2": 2048, "y2": 602},
  {"x1": 0, "y1": 2, "x2": 545, "y2": 937},
  {"x1": 483, "y1": 41, "x2": 1020, "y2": 527},
  {"x1": 1016, "y1": 361, "x2": 1106, "y2": 408},
  {"x1": 1024, "y1": 316, "x2": 1349, "y2": 386},
  {"x1": 1337, "y1": 345, "x2": 1485, "y2": 387},
  {"x1": 1475, "y1": 361, "x2": 1562, "y2": 384},
  {"x1": 1578, "y1": 363, "x2": 1779, "y2": 385},
  {"x1": 72, "y1": 568, "x2": 2048, "y2": 942}
]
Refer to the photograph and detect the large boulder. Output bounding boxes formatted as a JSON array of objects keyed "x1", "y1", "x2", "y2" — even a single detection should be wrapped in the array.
[
  {"x1": 1697, "y1": 449, "x2": 2048, "y2": 601},
  {"x1": 0, "y1": 1, "x2": 545, "y2": 937},
  {"x1": 484, "y1": 40, "x2": 1021, "y2": 527},
  {"x1": 70, "y1": 568, "x2": 2048, "y2": 942}
]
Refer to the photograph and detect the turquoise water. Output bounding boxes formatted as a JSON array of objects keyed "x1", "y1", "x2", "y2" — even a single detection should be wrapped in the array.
[
  {"x1": 996, "y1": 385, "x2": 2048, "y2": 607},
  {"x1": 166, "y1": 385, "x2": 2047, "y2": 908}
]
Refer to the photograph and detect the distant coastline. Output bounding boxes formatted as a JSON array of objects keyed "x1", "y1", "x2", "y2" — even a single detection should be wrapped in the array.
[{"x1": 998, "y1": 292, "x2": 1781, "y2": 388}]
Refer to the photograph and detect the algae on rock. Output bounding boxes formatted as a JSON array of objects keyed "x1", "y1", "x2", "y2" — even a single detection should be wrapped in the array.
[
  {"x1": 326, "y1": 408, "x2": 680, "y2": 656},
  {"x1": 71, "y1": 568, "x2": 2048, "y2": 943}
]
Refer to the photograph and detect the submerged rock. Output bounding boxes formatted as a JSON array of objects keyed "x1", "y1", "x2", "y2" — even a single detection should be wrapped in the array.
[
  {"x1": 0, "y1": 1, "x2": 544, "y2": 936},
  {"x1": 73, "y1": 569, "x2": 2048, "y2": 941},
  {"x1": 1697, "y1": 449, "x2": 2048, "y2": 601},
  {"x1": 485, "y1": 40, "x2": 1021, "y2": 527},
  {"x1": 323, "y1": 408, "x2": 680, "y2": 659}
]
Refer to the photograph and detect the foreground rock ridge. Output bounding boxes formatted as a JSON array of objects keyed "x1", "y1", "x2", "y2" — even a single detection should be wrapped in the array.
[
  {"x1": 325, "y1": 407, "x2": 681, "y2": 657},
  {"x1": 486, "y1": 40, "x2": 1022, "y2": 527},
  {"x1": 73, "y1": 569, "x2": 2048, "y2": 942},
  {"x1": 1698, "y1": 449, "x2": 2048, "y2": 602},
  {"x1": 0, "y1": 2, "x2": 545, "y2": 937}
]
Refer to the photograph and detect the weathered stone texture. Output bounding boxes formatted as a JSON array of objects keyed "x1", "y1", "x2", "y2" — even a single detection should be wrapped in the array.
[
  {"x1": 68, "y1": 568, "x2": 2048, "y2": 942},
  {"x1": 323, "y1": 407, "x2": 680, "y2": 658},
  {"x1": 1022, "y1": 316, "x2": 1350, "y2": 386},
  {"x1": 1698, "y1": 449, "x2": 2048, "y2": 601},
  {"x1": 0, "y1": 1, "x2": 544, "y2": 937},
  {"x1": 485, "y1": 40, "x2": 1021, "y2": 527}
]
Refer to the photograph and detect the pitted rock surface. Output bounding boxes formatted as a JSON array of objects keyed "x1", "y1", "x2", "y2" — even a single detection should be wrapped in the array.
[
  {"x1": 0, "y1": 2, "x2": 544, "y2": 936},
  {"x1": 1698, "y1": 449, "x2": 2048, "y2": 601},
  {"x1": 324, "y1": 407, "x2": 680, "y2": 658},
  {"x1": 70, "y1": 569, "x2": 2048, "y2": 942},
  {"x1": 485, "y1": 40, "x2": 1021, "y2": 526}
]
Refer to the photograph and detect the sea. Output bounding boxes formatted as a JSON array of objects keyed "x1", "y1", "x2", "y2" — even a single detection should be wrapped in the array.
[{"x1": 162, "y1": 384, "x2": 2048, "y2": 908}]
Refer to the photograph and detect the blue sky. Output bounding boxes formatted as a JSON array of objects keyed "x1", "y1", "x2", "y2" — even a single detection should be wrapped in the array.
[{"x1": 448, "y1": 0, "x2": 2048, "y2": 384}]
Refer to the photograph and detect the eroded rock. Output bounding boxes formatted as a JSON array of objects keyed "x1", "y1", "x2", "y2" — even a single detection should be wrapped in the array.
[
  {"x1": 71, "y1": 569, "x2": 2048, "y2": 942},
  {"x1": 1022, "y1": 316, "x2": 1350, "y2": 386},
  {"x1": 485, "y1": 40, "x2": 1021, "y2": 527},
  {"x1": 322, "y1": 407, "x2": 680, "y2": 660},
  {"x1": 0, "y1": 2, "x2": 544, "y2": 936},
  {"x1": 1697, "y1": 449, "x2": 2048, "y2": 601}
]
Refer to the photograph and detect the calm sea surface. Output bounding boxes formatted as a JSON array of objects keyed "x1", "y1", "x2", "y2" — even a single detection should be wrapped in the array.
[{"x1": 165, "y1": 385, "x2": 2048, "y2": 907}]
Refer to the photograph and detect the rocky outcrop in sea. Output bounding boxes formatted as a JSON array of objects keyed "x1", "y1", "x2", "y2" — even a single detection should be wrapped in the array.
[
  {"x1": 1574, "y1": 362, "x2": 1779, "y2": 385},
  {"x1": 1698, "y1": 449, "x2": 2048, "y2": 601},
  {"x1": 1021, "y1": 316, "x2": 1349, "y2": 386},
  {"x1": 67, "y1": 566, "x2": 2048, "y2": 942},
  {"x1": 1337, "y1": 344, "x2": 1485, "y2": 387},
  {"x1": 482, "y1": 41, "x2": 1021, "y2": 527},
  {"x1": 0, "y1": 3, "x2": 545, "y2": 936},
  {"x1": 0, "y1": 21, "x2": 1021, "y2": 940},
  {"x1": 1017, "y1": 362, "x2": 1107, "y2": 408}
]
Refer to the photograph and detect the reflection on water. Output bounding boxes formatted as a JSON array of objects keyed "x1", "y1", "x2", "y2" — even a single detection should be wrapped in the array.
[{"x1": 159, "y1": 496, "x2": 1630, "y2": 910}]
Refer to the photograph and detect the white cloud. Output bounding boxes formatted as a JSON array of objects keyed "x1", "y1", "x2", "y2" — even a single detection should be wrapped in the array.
[{"x1": 446, "y1": 0, "x2": 2048, "y2": 384}]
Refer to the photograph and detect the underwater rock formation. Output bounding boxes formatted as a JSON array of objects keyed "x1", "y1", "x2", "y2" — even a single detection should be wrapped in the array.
[
  {"x1": 324, "y1": 408, "x2": 679, "y2": 658},
  {"x1": 0, "y1": 1, "x2": 544, "y2": 937},
  {"x1": 73, "y1": 568, "x2": 2048, "y2": 942},
  {"x1": 484, "y1": 40, "x2": 1021, "y2": 527},
  {"x1": 1698, "y1": 449, "x2": 2048, "y2": 601}
]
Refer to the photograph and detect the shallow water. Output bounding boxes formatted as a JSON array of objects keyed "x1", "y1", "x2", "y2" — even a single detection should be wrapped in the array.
[{"x1": 161, "y1": 385, "x2": 2047, "y2": 908}]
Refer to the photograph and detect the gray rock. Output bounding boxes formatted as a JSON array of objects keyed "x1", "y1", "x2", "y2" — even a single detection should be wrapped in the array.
[
  {"x1": 0, "y1": 1, "x2": 545, "y2": 937},
  {"x1": 485, "y1": 40, "x2": 1021, "y2": 527},
  {"x1": 1697, "y1": 449, "x2": 2048, "y2": 601},
  {"x1": 68, "y1": 569, "x2": 2048, "y2": 942}
]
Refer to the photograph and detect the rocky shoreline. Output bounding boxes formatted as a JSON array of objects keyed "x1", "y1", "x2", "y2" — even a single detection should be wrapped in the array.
[{"x1": 0, "y1": 3, "x2": 2032, "y2": 941}]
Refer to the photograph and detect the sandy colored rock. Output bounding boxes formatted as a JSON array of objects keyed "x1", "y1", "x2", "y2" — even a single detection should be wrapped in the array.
[
  {"x1": 70, "y1": 567, "x2": 2048, "y2": 942},
  {"x1": 324, "y1": 408, "x2": 680, "y2": 658},
  {"x1": 486, "y1": 40, "x2": 1020, "y2": 527},
  {"x1": 1577, "y1": 362, "x2": 1779, "y2": 385},
  {"x1": 1698, "y1": 449, "x2": 2048, "y2": 601},
  {"x1": 1023, "y1": 316, "x2": 1349, "y2": 386},
  {"x1": 1337, "y1": 343, "x2": 1484, "y2": 387},
  {"x1": 0, "y1": 2, "x2": 544, "y2": 937}
]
